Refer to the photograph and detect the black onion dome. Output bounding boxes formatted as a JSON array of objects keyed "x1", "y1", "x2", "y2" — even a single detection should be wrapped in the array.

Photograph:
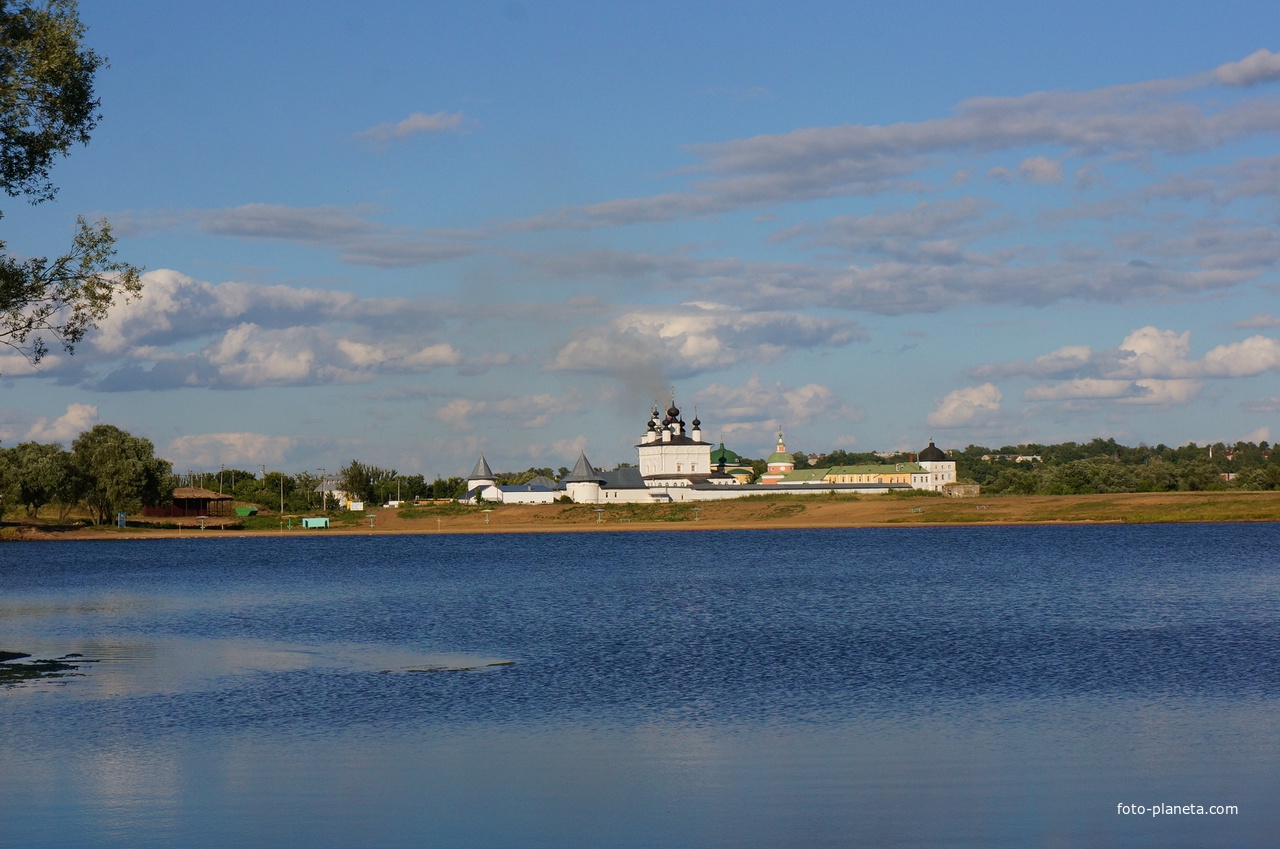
[
  {"x1": 691, "y1": 416, "x2": 701, "y2": 428},
  {"x1": 918, "y1": 441, "x2": 947, "y2": 461},
  {"x1": 667, "y1": 404, "x2": 679, "y2": 418}
]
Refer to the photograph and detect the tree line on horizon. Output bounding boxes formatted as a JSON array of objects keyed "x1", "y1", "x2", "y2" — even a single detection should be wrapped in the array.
[
  {"x1": 0, "y1": 424, "x2": 169, "y2": 523},
  {"x1": 950, "y1": 438, "x2": 1277, "y2": 494},
  {"x1": 146, "y1": 460, "x2": 469, "y2": 515},
  {"x1": 484, "y1": 437, "x2": 1279, "y2": 494},
  {"x1": 779, "y1": 438, "x2": 1276, "y2": 493},
  {"x1": 0, "y1": 430, "x2": 474, "y2": 523},
  {"x1": 5, "y1": 430, "x2": 1279, "y2": 524}
]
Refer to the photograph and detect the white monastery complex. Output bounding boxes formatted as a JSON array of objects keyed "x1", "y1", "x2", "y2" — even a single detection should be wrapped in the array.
[{"x1": 462, "y1": 393, "x2": 958, "y2": 505}]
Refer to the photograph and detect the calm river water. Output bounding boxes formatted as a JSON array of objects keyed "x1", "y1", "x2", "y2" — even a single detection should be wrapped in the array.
[{"x1": 2, "y1": 524, "x2": 1278, "y2": 848}]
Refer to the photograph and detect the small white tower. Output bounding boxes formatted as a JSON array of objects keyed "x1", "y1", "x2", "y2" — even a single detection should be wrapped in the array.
[
  {"x1": 468, "y1": 454, "x2": 495, "y2": 491},
  {"x1": 561, "y1": 452, "x2": 605, "y2": 503}
]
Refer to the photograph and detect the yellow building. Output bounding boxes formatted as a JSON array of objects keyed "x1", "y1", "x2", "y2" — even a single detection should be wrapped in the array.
[{"x1": 779, "y1": 462, "x2": 930, "y2": 488}]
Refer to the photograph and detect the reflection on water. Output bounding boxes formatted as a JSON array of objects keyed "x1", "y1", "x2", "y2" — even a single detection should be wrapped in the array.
[
  {"x1": 6, "y1": 699, "x2": 1276, "y2": 849},
  {"x1": 2, "y1": 637, "x2": 513, "y2": 697},
  {"x1": 2, "y1": 525, "x2": 1279, "y2": 848}
]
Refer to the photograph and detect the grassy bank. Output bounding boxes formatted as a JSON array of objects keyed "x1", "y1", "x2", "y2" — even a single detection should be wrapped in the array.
[{"x1": 5, "y1": 490, "x2": 1280, "y2": 540}]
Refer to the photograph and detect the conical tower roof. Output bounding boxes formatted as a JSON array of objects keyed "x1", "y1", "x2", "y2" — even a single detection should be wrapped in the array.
[
  {"x1": 560, "y1": 451, "x2": 605, "y2": 483},
  {"x1": 469, "y1": 454, "x2": 494, "y2": 480}
]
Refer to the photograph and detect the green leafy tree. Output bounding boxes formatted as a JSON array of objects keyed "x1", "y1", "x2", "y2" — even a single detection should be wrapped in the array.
[
  {"x1": 337, "y1": 459, "x2": 397, "y2": 505},
  {"x1": 288, "y1": 471, "x2": 321, "y2": 511},
  {"x1": 71, "y1": 424, "x2": 170, "y2": 523},
  {"x1": 952, "y1": 444, "x2": 997, "y2": 486},
  {"x1": 390, "y1": 474, "x2": 428, "y2": 502},
  {"x1": 495, "y1": 467, "x2": 555, "y2": 486},
  {"x1": 1175, "y1": 457, "x2": 1226, "y2": 492},
  {"x1": 985, "y1": 467, "x2": 1037, "y2": 495},
  {"x1": 1134, "y1": 461, "x2": 1177, "y2": 493},
  {"x1": 0, "y1": 444, "x2": 10, "y2": 517},
  {"x1": 50, "y1": 454, "x2": 86, "y2": 519},
  {"x1": 1235, "y1": 466, "x2": 1280, "y2": 490},
  {"x1": 428, "y1": 476, "x2": 466, "y2": 500},
  {"x1": 373, "y1": 473, "x2": 429, "y2": 505},
  {"x1": 216, "y1": 467, "x2": 257, "y2": 493},
  {"x1": 1080, "y1": 459, "x2": 1138, "y2": 493},
  {"x1": 1, "y1": 0, "x2": 142, "y2": 367},
  {"x1": 228, "y1": 471, "x2": 295, "y2": 511},
  {"x1": 7, "y1": 440, "x2": 72, "y2": 517},
  {"x1": 815, "y1": 449, "x2": 883, "y2": 468},
  {"x1": 231, "y1": 475, "x2": 264, "y2": 505}
]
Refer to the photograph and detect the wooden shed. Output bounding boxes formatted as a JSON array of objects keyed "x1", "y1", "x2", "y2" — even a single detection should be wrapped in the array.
[{"x1": 144, "y1": 487, "x2": 235, "y2": 517}]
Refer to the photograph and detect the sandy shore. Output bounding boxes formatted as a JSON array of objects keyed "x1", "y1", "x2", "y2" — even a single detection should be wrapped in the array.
[{"x1": 5, "y1": 490, "x2": 1280, "y2": 541}]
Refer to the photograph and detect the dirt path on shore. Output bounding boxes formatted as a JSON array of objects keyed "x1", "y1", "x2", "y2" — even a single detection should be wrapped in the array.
[{"x1": 6, "y1": 491, "x2": 1280, "y2": 541}]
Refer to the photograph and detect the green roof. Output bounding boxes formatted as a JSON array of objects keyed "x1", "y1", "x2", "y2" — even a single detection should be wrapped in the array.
[
  {"x1": 779, "y1": 463, "x2": 929, "y2": 482},
  {"x1": 826, "y1": 463, "x2": 927, "y2": 475},
  {"x1": 710, "y1": 443, "x2": 745, "y2": 464},
  {"x1": 778, "y1": 468, "x2": 828, "y2": 482}
]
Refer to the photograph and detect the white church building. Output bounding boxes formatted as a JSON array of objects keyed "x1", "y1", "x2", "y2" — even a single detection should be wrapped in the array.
[{"x1": 462, "y1": 393, "x2": 957, "y2": 505}]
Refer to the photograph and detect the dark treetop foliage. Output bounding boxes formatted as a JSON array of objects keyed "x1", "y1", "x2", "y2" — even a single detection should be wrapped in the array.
[
  {"x1": 0, "y1": 0, "x2": 101, "y2": 201},
  {"x1": 1, "y1": 0, "x2": 141, "y2": 366}
]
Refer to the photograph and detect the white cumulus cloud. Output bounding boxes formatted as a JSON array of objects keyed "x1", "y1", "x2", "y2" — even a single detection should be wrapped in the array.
[
  {"x1": 694, "y1": 375, "x2": 860, "y2": 444},
  {"x1": 550, "y1": 303, "x2": 859, "y2": 381},
  {"x1": 1202, "y1": 335, "x2": 1280, "y2": 377},
  {"x1": 434, "y1": 391, "x2": 583, "y2": 432},
  {"x1": 353, "y1": 111, "x2": 467, "y2": 145},
  {"x1": 24, "y1": 403, "x2": 99, "y2": 443},
  {"x1": 986, "y1": 326, "x2": 1280, "y2": 412},
  {"x1": 166, "y1": 433, "x2": 298, "y2": 468},
  {"x1": 72, "y1": 270, "x2": 467, "y2": 391},
  {"x1": 927, "y1": 384, "x2": 1002, "y2": 428},
  {"x1": 1020, "y1": 156, "x2": 1064, "y2": 184},
  {"x1": 1243, "y1": 426, "x2": 1272, "y2": 444},
  {"x1": 1214, "y1": 48, "x2": 1280, "y2": 87}
]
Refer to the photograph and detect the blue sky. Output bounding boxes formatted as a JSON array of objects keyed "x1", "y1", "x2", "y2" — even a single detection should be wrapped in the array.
[{"x1": 5, "y1": 1, "x2": 1280, "y2": 476}]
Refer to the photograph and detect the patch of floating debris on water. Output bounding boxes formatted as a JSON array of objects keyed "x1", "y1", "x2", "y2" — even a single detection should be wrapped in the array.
[
  {"x1": 383, "y1": 661, "x2": 516, "y2": 674},
  {"x1": 0, "y1": 651, "x2": 97, "y2": 687}
]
